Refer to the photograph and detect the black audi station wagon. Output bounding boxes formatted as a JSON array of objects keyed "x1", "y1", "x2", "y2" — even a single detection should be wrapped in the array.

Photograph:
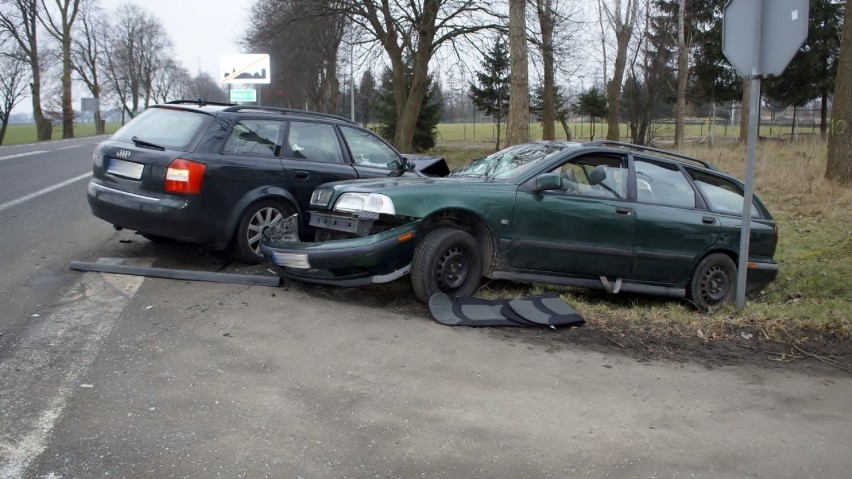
[{"x1": 87, "y1": 100, "x2": 444, "y2": 263}]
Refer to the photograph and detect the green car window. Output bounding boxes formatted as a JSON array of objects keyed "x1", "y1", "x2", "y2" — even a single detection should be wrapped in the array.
[
  {"x1": 634, "y1": 158, "x2": 696, "y2": 208},
  {"x1": 689, "y1": 169, "x2": 761, "y2": 217}
]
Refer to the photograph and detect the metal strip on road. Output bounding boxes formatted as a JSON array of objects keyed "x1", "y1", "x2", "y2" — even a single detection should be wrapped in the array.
[
  {"x1": 0, "y1": 151, "x2": 48, "y2": 162},
  {"x1": 0, "y1": 172, "x2": 91, "y2": 214},
  {"x1": 0, "y1": 259, "x2": 149, "y2": 479}
]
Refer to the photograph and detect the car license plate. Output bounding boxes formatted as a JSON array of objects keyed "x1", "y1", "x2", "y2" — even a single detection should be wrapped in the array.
[{"x1": 107, "y1": 158, "x2": 144, "y2": 179}]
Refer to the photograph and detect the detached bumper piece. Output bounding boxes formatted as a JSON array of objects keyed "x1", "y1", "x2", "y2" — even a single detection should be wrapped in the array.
[{"x1": 428, "y1": 293, "x2": 585, "y2": 328}]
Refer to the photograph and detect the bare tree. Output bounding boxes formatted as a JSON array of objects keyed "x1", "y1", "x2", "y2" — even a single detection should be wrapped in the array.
[
  {"x1": 600, "y1": 0, "x2": 640, "y2": 141},
  {"x1": 38, "y1": 0, "x2": 81, "y2": 138},
  {"x1": 506, "y1": 0, "x2": 529, "y2": 145},
  {"x1": 244, "y1": 0, "x2": 344, "y2": 112},
  {"x1": 826, "y1": 3, "x2": 850, "y2": 182},
  {"x1": 339, "y1": 0, "x2": 499, "y2": 152},
  {"x1": 0, "y1": 44, "x2": 31, "y2": 144},
  {"x1": 70, "y1": 0, "x2": 103, "y2": 133},
  {"x1": 535, "y1": 0, "x2": 556, "y2": 140},
  {"x1": 102, "y1": 4, "x2": 170, "y2": 118},
  {"x1": 151, "y1": 59, "x2": 191, "y2": 103},
  {"x1": 186, "y1": 73, "x2": 228, "y2": 103},
  {"x1": 0, "y1": 0, "x2": 52, "y2": 140}
]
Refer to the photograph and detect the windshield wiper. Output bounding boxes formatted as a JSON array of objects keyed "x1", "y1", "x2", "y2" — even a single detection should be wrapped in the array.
[{"x1": 132, "y1": 136, "x2": 166, "y2": 151}]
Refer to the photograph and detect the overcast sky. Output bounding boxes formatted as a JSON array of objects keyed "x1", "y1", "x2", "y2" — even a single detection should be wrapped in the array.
[{"x1": 125, "y1": 0, "x2": 256, "y2": 78}]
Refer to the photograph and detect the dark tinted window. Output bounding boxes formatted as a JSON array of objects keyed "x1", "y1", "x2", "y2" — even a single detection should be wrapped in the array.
[
  {"x1": 339, "y1": 126, "x2": 400, "y2": 168},
  {"x1": 634, "y1": 159, "x2": 696, "y2": 208},
  {"x1": 113, "y1": 107, "x2": 211, "y2": 151},
  {"x1": 222, "y1": 119, "x2": 285, "y2": 157},
  {"x1": 287, "y1": 121, "x2": 343, "y2": 163}
]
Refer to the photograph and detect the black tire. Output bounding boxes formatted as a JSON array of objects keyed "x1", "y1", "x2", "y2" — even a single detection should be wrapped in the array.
[
  {"x1": 687, "y1": 253, "x2": 737, "y2": 312},
  {"x1": 411, "y1": 228, "x2": 482, "y2": 303},
  {"x1": 231, "y1": 199, "x2": 294, "y2": 265}
]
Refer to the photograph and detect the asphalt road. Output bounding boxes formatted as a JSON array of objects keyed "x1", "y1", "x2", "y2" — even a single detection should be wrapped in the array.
[{"x1": 1, "y1": 139, "x2": 851, "y2": 478}]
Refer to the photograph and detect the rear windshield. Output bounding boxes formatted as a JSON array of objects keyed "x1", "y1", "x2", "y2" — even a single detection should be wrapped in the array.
[{"x1": 112, "y1": 107, "x2": 212, "y2": 151}]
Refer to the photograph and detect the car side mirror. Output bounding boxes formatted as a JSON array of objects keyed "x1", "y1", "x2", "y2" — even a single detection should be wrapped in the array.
[{"x1": 535, "y1": 172, "x2": 563, "y2": 191}]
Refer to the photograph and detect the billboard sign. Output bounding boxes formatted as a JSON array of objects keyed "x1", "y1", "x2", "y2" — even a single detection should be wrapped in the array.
[{"x1": 220, "y1": 54, "x2": 271, "y2": 84}]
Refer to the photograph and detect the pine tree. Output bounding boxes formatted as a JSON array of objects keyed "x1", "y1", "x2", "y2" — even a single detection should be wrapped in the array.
[
  {"x1": 469, "y1": 37, "x2": 510, "y2": 150},
  {"x1": 376, "y1": 56, "x2": 442, "y2": 152},
  {"x1": 572, "y1": 87, "x2": 608, "y2": 141}
]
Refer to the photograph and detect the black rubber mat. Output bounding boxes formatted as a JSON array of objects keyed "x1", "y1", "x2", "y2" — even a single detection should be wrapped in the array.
[
  {"x1": 428, "y1": 293, "x2": 537, "y2": 327},
  {"x1": 429, "y1": 293, "x2": 584, "y2": 328},
  {"x1": 508, "y1": 294, "x2": 585, "y2": 327}
]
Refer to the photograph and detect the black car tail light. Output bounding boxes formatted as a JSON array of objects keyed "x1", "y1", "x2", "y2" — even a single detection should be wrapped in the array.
[{"x1": 165, "y1": 158, "x2": 206, "y2": 194}]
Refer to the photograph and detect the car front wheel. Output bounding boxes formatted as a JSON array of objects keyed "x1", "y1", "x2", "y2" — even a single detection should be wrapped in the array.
[
  {"x1": 687, "y1": 253, "x2": 737, "y2": 312},
  {"x1": 232, "y1": 199, "x2": 294, "y2": 264},
  {"x1": 411, "y1": 227, "x2": 482, "y2": 303}
]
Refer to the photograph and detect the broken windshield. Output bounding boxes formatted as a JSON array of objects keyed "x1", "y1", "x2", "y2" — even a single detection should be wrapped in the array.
[{"x1": 450, "y1": 142, "x2": 576, "y2": 180}]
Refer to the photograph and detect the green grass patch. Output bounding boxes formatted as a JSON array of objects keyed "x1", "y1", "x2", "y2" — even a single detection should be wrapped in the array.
[{"x1": 1, "y1": 122, "x2": 122, "y2": 146}]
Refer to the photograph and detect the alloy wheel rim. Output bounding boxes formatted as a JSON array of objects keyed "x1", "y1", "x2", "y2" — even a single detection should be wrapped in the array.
[{"x1": 247, "y1": 207, "x2": 284, "y2": 254}]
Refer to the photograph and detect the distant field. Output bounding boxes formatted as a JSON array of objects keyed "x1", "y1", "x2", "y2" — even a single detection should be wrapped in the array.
[
  {"x1": 2, "y1": 119, "x2": 819, "y2": 147},
  {"x1": 1, "y1": 122, "x2": 123, "y2": 146},
  {"x1": 436, "y1": 121, "x2": 820, "y2": 144}
]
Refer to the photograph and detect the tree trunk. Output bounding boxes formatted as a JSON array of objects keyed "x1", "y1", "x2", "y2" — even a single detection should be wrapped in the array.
[
  {"x1": 674, "y1": 0, "x2": 687, "y2": 148},
  {"x1": 62, "y1": 31, "x2": 74, "y2": 138},
  {"x1": 606, "y1": 28, "x2": 631, "y2": 141},
  {"x1": 506, "y1": 0, "x2": 530, "y2": 146},
  {"x1": 537, "y1": 0, "x2": 555, "y2": 140},
  {"x1": 826, "y1": 4, "x2": 851, "y2": 182}
]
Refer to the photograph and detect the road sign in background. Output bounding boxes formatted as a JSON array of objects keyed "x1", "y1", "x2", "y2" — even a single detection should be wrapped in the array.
[
  {"x1": 220, "y1": 54, "x2": 271, "y2": 84},
  {"x1": 722, "y1": 0, "x2": 809, "y2": 77},
  {"x1": 230, "y1": 89, "x2": 257, "y2": 103}
]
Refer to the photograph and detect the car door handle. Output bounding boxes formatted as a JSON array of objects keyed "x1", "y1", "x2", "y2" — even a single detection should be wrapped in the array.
[
  {"x1": 615, "y1": 207, "x2": 634, "y2": 216},
  {"x1": 294, "y1": 170, "x2": 309, "y2": 180},
  {"x1": 702, "y1": 216, "x2": 716, "y2": 225}
]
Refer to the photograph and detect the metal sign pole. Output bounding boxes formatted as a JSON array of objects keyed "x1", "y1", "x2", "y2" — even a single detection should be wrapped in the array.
[{"x1": 735, "y1": 76, "x2": 760, "y2": 308}]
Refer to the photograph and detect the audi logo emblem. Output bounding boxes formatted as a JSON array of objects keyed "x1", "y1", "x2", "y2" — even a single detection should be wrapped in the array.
[{"x1": 116, "y1": 149, "x2": 131, "y2": 159}]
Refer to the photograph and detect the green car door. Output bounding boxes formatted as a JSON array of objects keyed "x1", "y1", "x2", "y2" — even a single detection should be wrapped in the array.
[
  {"x1": 509, "y1": 154, "x2": 636, "y2": 278},
  {"x1": 629, "y1": 157, "x2": 721, "y2": 284}
]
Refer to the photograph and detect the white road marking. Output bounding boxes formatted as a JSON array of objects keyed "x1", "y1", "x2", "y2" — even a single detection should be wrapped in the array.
[
  {"x1": 0, "y1": 172, "x2": 91, "y2": 214},
  {"x1": 0, "y1": 151, "x2": 47, "y2": 162},
  {"x1": 0, "y1": 259, "x2": 149, "y2": 479},
  {"x1": 58, "y1": 145, "x2": 84, "y2": 151}
]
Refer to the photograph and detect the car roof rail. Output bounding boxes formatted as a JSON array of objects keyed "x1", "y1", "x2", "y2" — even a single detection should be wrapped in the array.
[
  {"x1": 166, "y1": 99, "x2": 236, "y2": 107},
  {"x1": 221, "y1": 105, "x2": 356, "y2": 124},
  {"x1": 583, "y1": 140, "x2": 718, "y2": 170}
]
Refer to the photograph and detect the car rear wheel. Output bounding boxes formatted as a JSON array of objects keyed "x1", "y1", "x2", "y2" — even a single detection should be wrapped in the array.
[
  {"x1": 687, "y1": 253, "x2": 737, "y2": 312},
  {"x1": 411, "y1": 228, "x2": 482, "y2": 303},
  {"x1": 232, "y1": 199, "x2": 294, "y2": 264}
]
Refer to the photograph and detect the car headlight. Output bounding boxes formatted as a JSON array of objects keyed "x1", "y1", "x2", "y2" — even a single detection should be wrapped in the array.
[
  {"x1": 310, "y1": 188, "x2": 334, "y2": 207},
  {"x1": 333, "y1": 192, "x2": 395, "y2": 215}
]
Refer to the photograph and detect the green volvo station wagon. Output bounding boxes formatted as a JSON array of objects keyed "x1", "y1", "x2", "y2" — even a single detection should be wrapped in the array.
[{"x1": 261, "y1": 141, "x2": 778, "y2": 311}]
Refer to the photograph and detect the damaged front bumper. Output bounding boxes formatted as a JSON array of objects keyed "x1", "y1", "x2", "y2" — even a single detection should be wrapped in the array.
[{"x1": 260, "y1": 220, "x2": 423, "y2": 287}]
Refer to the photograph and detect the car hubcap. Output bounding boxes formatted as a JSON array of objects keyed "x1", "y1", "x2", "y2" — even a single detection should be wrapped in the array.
[
  {"x1": 700, "y1": 264, "x2": 730, "y2": 305},
  {"x1": 435, "y1": 246, "x2": 469, "y2": 291},
  {"x1": 247, "y1": 207, "x2": 284, "y2": 254}
]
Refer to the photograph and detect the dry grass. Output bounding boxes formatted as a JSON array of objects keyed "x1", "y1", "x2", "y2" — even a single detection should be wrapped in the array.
[{"x1": 429, "y1": 138, "x2": 852, "y2": 342}]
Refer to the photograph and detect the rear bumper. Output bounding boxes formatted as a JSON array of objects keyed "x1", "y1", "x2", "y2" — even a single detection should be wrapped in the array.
[
  {"x1": 261, "y1": 221, "x2": 422, "y2": 287},
  {"x1": 87, "y1": 181, "x2": 229, "y2": 248},
  {"x1": 746, "y1": 259, "x2": 779, "y2": 293}
]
